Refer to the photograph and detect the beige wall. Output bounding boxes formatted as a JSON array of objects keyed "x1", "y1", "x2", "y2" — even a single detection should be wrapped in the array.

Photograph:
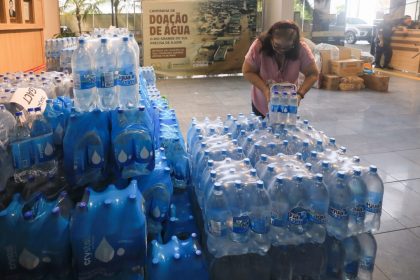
[
  {"x1": 43, "y1": 0, "x2": 60, "y2": 39},
  {"x1": 263, "y1": 0, "x2": 294, "y2": 31}
]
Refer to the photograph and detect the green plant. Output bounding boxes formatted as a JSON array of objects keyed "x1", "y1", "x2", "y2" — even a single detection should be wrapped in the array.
[{"x1": 60, "y1": 0, "x2": 105, "y2": 35}]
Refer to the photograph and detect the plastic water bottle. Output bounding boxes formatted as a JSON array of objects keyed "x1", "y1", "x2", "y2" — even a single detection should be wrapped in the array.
[
  {"x1": 94, "y1": 38, "x2": 118, "y2": 110},
  {"x1": 307, "y1": 151, "x2": 321, "y2": 173},
  {"x1": 10, "y1": 111, "x2": 32, "y2": 182},
  {"x1": 31, "y1": 107, "x2": 57, "y2": 176},
  {"x1": 250, "y1": 181, "x2": 271, "y2": 255},
  {"x1": 362, "y1": 165, "x2": 384, "y2": 232},
  {"x1": 205, "y1": 182, "x2": 231, "y2": 258},
  {"x1": 228, "y1": 180, "x2": 251, "y2": 254},
  {"x1": 347, "y1": 168, "x2": 367, "y2": 235},
  {"x1": 129, "y1": 33, "x2": 140, "y2": 67},
  {"x1": 327, "y1": 171, "x2": 351, "y2": 239},
  {"x1": 0, "y1": 104, "x2": 16, "y2": 147},
  {"x1": 279, "y1": 91, "x2": 289, "y2": 124},
  {"x1": 301, "y1": 140, "x2": 311, "y2": 161},
  {"x1": 72, "y1": 38, "x2": 97, "y2": 111},
  {"x1": 117, "y1": 37, "x2": 139, "y2": 109},
  {"x1": 342, "y1": 236, "x2": 361, "y2": 280},
  {"x1": 307, "y1": 174, "x2": 328, "y2": 243},
  {"x1": 288, "y1": 92, "x2": 298, "y2": 126},
  {"x1": 269, "y1": 92, "x2": 280, "y2": 125},
  {"x1": 288, "y1": 175, "x2": 309, "y2": 241},
  {"x1": 357, "y1": 233, "x2": 377, "y2": 280},
  {"x1": 268, "y1": 176, "x2": 290, "y2": 245}
]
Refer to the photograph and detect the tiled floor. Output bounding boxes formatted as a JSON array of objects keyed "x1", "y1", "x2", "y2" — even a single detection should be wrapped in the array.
[{"x1": 157, "y1": 75, "x2": 420, "y2": 280}]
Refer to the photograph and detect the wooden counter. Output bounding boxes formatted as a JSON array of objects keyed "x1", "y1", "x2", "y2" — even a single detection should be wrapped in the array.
[{"x1": 390, "y1": 29, "x2": 420, "y2": 74}]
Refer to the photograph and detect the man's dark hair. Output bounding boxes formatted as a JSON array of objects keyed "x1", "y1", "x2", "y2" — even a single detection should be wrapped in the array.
[{"x1": 258, "y1": 20, "x2": 301, "y2": 60}]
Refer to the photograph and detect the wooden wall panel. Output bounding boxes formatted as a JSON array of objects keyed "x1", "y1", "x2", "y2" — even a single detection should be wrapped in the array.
[{"x1": 0, "y1": 29, "x2": 44, "y2": 72}]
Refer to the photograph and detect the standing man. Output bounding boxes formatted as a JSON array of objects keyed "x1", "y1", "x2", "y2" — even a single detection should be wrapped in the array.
[{"x1": 374, "y1": 14, "x2": 396, "y2": 70}]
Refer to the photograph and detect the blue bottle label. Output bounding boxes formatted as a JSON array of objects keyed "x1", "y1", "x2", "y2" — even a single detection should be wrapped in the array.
[
  {"x1": 280, "y1": 104, "x2": 288, "y2": 113},
  {"x1": 32, "y1": 133, "x2": 55, "y2": 163},
  {"x1": 350, "y1": 203, "x2": 366, "y2": 220},
  {"x1": 328, "y1": 203, "x2": 348, "y2": 220},
  {"x1": 11, "y1": 139, "x2": 32, "y2": 170},
  {"x1": 232, "y1": 216, "x2": 250, "y2": 234},
  {"x1": 288, "y1": 207, "x2": 308, "y2": 225},
  {"x1": 345, "y1": 261, "x2": 359, "y2": 276},
  {"x1": 118, "y1": 67, "x2": 137, "y2": 86},
  {"x1": 359, "y1": 256, "x2": 374, "y2": 271},
  {"x1": 270, "y1": 104, "x2": 280, "y2": 113},
  {"x1": 271, "y1": 212, "x2": 288, "y2": 227},
  {"x1": 208, "y1": 220, "x2": 226, "y2": 237},
  {"x1": 309, "y1": 211, "x2": 326, "y2": 224},
  {"x1": 74, "y1": 70, "x2": 95, "y2": 90},
  {"x1": 251, "y1": 217, "x2": 269, "y2": 234},
  {"x1": 366, "y1": 192, "x2": 382, "y2": 214},
  {"x1": 96, "y1": 71, "x2": 116, "y2": 88},
  {"x1": 288, "y1": 105, "x2": 298, "y2": 114}
]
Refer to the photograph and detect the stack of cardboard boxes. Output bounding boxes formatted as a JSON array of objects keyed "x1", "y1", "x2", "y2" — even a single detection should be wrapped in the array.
[{"x1": 319, "y1": 46, "x2": 389, "y2": 92}]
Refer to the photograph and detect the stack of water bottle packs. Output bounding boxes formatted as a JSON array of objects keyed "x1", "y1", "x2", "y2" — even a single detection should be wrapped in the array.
[
  {"x1": 0, "y1": 61, "x2": 193, "y2": 279},
  {"x1": 188, "y1": 107, "x2": 384, "y2": 258}
]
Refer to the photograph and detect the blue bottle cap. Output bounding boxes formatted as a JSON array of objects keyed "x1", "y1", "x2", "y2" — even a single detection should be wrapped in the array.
[
  {"x1": 100, "y1": 38, "x2": 107, "y2": 43},
  {"x1": 210, "y1": 170, "x2": 217, "y2": 177},
  {"x1": 322, "y1": 160, "x2": 330, "y2": 168},
  {"x1": 340, "y1": 146, "x2": 347, "y2": 153},
  {"x1": 247, "y1": 137, "x2": 252, "y2": 142},
  {"x1": 214, "y1": 182, "x2": 222, "y2": 191},
  {"x1": 337, "y1": 171, "x2": 346, "y2": 179},
  {"x1": 276, "y1": 176, "x2": 284, "y2": 184},
  {"x1": 283, "y1": 140, "x2": 288, "y2": 146},
  {"x1": 311, "y1": 151, "x2": 317, "y2": 158},
  {"x1": 353, "y1": 168, "x2": 362, "y2": 176},
  {"x1": 234, "y1": 180, "x2": 242, "y2": 188},
  {"x1": 250, "y1": 169, "x2": 257, "y2": 176},
  {"x1": 15, "y1": 111, "x2": 23, "y2": 116},
  {"x1": 295, "y1": 175, "x2": 303, "y2": 182},
  {"x1": 303, "y1": 140, "x2": 309, "y2": 147},
  {"x1": 257, "y1": 180, "x2": 264, "y2": 189},
  {"x1": 317, "y1": 140, "x2": 323, "y2": 145},
  {"x1": 240, "y1": 130, "x2": 246, "y2": 135},
  {"x1": 305, "y1": 162, "x2": 312, "y2": 170},
  {"x1": 261, "y1": 154, "x2": 268, "y2": 161},
  {"x1": 35, "y1": 107, "x2": 41, "y2": 112},
  {"x1": 369, "y1": 165, "x2": 377, "y2": 173},
  {"x1": 46, "y1": 99, "x2": 53, "y2": 104},
  {"x1": 207, "y1": 160, "x2": 214, "y2": 167},
  {"x1": 244, "y1": 158, "x2": 251, "y2": 165},
  {"x1": 303, "y1": 120, "x2": 309, "y2": 124},
  {"x1": 23, "y1": 211, "x2": 33, "y2": 220},
  {"x1": 329, "y1": 138, "x2": 336, "y2": 144},
  {"x1": 78, "y1": 38, "x2": 85, "y2": 44},
  {"x1": 353, "y1": 156, "x2": 360, "y2": 163},
  {"x1": 316, "y1": 174, "x2": 323, "y2": 181},
  {"x1": 268, "y1": 164, "x2": 275, "y2": 172},
  {"x1": 122, "y1": 37, "x2": 129, "y2": 42}
]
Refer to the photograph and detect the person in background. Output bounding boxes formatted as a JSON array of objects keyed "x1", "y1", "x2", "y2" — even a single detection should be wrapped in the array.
[
  {"x1": 374, "y1": 14, "x2": 396, "y2": 70},
  {"x1": 242, "y1": 20, "x2": 318, "y2": 118},
  {"x1": 398, "y1": 15, "x2": 417, "y2": 30}
]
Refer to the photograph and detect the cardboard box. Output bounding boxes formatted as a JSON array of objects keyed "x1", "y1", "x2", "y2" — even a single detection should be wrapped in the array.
[
  {"x1": 331, "y1": 59, "x2": 364, "y2": 76},
  {"x1": 362, "y1": 73, "x2": 390, "y2": 92},
  {"x1": 322, "y1": 74, "x2": 340, "y2": 90},
  {"x1": 318, "y1": 46, "x2": 361, "y2": 75}
]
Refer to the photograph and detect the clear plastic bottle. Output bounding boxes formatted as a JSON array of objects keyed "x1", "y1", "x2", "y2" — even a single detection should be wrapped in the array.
[
  {"x1": 268, "y1": 176, "x2": 290, "y2": 245},
  {"x1": 72, "y1": 38, "x2": 97, "y2": 111},
  {"x1": 327, "y1": 171, "x2": 351, "y2": 239},
  {"x1": 362, "y1": 165, "x2": 384, "y2": 232},
  {"x1": 94, "y1": 38, "x2": 118, "y2": 110},
  {"x1": 250, "y1": 181, "x2": 271, "y2": 255},
  {"x1": 116, "y1": 37, "x2": 139, "y2": 109},
  {"x1": 357, "y1": 233, "x2": 377, "y2": 280},
  {"x1": 288, "y1": 92, "x2": 298, "y2": 126},
  {"x1": 205, "y1": 182, "x2": 231, "y2": 258},
  {"x1": 228, "y1": 180, "x2": 251, "y2": 254},
  {"x1": 307, "y1": 174, "x2": 328, "y2": 243},
  {"x1": 347, "y1": 168, "x2": 367, "y2": 235}
]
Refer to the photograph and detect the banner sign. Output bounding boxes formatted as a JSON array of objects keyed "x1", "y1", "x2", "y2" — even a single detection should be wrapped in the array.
[{"x1": 142, "y1": 0, "x2": 259, "y2": 77}]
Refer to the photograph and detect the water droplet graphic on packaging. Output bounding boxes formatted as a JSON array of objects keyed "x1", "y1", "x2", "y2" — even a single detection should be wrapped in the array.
[
  {"x1": 55, "y1": 123, "x2": 64, "y2": 137},
  {"x1": 152, "y1": 206, "x2": 161, "y2": 218},
  {"x1": 140, "y1": 147, "x2": 149, "y2": 159},
  {"x1": 19, "y1": 248, "x2": 40, "y2": 270},
  {"x1": 44, "y1": 142, "x2": 54, "y2": 156},
  {"x1": 118, "y1": 150, "x2": 128, "y2": 163},
  {"x1": 91, "y1": 151, "x2": 101, "y2": 165},
  {"x1": 95, "y1": 238, "x2": 115, "y2": 263}
]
